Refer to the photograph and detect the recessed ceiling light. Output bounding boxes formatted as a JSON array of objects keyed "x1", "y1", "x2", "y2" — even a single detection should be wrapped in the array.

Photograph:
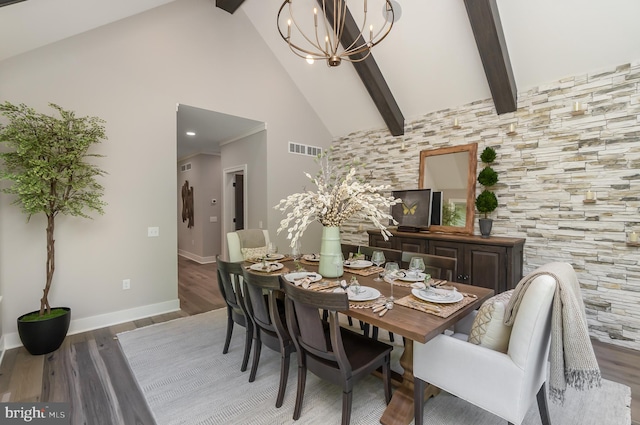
[{"x1": 186, "y1": 131, "x2": 196, "y2": 136}]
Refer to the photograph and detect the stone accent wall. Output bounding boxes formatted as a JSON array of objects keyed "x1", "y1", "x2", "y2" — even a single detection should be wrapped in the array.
[{"x1": 331, "y1": 61, "x2": 640, "y2": 351}]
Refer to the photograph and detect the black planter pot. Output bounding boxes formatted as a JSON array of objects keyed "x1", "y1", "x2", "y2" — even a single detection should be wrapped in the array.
[
  {"x1": 479, "y1": 218, "x2": 493, "y2": 238},
  {"x1": 17, "y1": 307, "x2": 71, "y2": 355}
]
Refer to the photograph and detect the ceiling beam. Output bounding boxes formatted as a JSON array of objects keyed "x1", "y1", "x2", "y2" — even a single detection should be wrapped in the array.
[
  {"x1": 464, "y1": 0, "x2": 517, "y2": 114},
  {"x1": 319, "y1": 0, "x2": 405, "y2": 136},
  {"x1": 215, "y1": 0, "x2": 245, "y2": 14}
]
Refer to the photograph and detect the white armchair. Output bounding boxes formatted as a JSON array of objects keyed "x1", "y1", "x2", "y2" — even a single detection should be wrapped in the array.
[
  {"x1": 226, "y1": 229, "x2": 270, "y2": 262},
  {"x1": 413, "y1": 272, "x2": 557, "y2": 425}
]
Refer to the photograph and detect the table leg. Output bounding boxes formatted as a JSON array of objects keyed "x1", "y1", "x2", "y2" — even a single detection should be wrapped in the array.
[{"x1": 379, "y1": 339, "x2": 439, "y2": 425}]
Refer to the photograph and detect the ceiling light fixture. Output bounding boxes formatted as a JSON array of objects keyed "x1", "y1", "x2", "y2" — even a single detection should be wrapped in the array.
[
  {"x1": 186, "y1": 131, "x2": 196, "y2": 136},
  {"x1": 277, "y1": 0, "x2": 394, "y2": 67}
]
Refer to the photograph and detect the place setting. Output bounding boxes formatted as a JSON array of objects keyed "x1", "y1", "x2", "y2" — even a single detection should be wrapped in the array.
[
  {"x1": 343, "y1": 250, "x2": 385, "y2": 276},
  {"x1": 283, "y1": 271, "x2": 338, "y2": 291}
]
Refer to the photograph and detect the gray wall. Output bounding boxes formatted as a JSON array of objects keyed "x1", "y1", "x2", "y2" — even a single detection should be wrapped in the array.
[
  {"x1": 177, "y1": 154, "x2": 221, "y2": 263},
  {"x1": 332, "y1": 61, "x2": 640, "y2": 351},
  {"x1": 0, "y1": 0, "x2": 332, "y2": 341}
]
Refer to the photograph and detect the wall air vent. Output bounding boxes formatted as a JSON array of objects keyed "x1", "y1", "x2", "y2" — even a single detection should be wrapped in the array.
[
  {"x1": 288, "y1": 142, "x2": 322, "y2": 158},
  {"x1": 180, "y1": 163, "x2": 192, "y2": 172}
]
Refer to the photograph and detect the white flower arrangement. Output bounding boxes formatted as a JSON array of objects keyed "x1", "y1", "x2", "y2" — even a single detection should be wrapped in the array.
[{"x1": 274, "y1": 152, "x2": 401, "y2": 247}]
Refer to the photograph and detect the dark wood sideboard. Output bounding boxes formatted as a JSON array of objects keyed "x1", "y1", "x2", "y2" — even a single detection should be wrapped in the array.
[{"x1": 368, "y1": 229, "x2": 525, "y2": 294}]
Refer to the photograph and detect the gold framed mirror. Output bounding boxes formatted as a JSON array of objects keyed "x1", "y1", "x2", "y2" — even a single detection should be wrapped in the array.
[{"x1": 419, "y1": 143, "x2": 478, "y2": 235}]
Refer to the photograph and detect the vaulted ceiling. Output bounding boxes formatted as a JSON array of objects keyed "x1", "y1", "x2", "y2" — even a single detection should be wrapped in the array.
[{"x1": 2, "y1": 0, "x2": 640, "y2": 141}]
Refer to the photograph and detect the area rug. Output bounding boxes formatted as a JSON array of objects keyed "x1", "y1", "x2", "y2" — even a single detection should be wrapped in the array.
[{"x1": 117, "y1": 309, "x2": 631, "y2": 425}]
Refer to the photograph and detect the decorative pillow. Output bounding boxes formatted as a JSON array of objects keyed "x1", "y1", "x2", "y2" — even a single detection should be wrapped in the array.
[
  {"x1": 241, "y1": 246, "x2": 268, "y2": 260},
  {"x1": 468, "y1": 289, "x2": 514, "y2": 353}
]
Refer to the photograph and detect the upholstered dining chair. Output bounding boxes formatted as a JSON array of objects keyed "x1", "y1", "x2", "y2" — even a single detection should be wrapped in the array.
[
  {"x1": 413, "y1": 269, "x2": 557, "y2": 425},
  {"x1": 400, "y1": 251, "x2": 457, "y2": 281},
  {"x1": 241, "y1": 269, "x2": 294, "y2": 408},
  {"x1": 227, "y1": 229, "x2": 270, "y2": 262},
  {"x1": 282, "y1": 277, "x2": 393, "y2": 425},
  {"x1": 216, "y1": 256, "x2": 252, "y2": 372}
]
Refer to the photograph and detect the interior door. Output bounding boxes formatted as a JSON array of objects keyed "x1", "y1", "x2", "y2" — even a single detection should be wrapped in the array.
[{"x1": 234, "y1": 174, "x2": 244, "y2": 230}]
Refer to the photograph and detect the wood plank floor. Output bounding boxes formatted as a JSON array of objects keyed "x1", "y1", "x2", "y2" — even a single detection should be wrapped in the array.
[{"x1": 0, "y1": 256, "x2": 638, "y2": 424}]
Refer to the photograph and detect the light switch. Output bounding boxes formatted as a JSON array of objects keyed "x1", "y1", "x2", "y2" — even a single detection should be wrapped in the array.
[{"x1": 210, "y1": 216, "x2": 218, "y2": 222}]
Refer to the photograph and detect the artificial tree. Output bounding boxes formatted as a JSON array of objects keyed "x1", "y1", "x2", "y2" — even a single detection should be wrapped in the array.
[
  {"x1": 475, "y1": 146, "x2": 498, "y2": 237},
  {"x1": 0, "y1": 102, "x2": 107, "y2": 319}
]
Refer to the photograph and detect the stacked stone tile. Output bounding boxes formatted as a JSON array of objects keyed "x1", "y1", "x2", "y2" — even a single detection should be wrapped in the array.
[{"x1": 332, "y1": 61, "x2": 640, "y2": 350}]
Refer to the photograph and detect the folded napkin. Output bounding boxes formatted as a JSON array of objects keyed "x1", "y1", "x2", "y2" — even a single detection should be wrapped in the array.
[{"x1": 294, "y1": 277, "x2": 312, "y2": 289}]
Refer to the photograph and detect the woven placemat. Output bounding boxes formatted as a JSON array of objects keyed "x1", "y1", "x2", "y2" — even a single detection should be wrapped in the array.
[
  {"x1": 395, "y1": 293, "x2": 476, "y2": 318},
  {"x1": 389, "y1": 278, "x2": 450, "y2": 288},
  {"x1": 346, "y1": 266, "x2": 384, "y2": 277}
]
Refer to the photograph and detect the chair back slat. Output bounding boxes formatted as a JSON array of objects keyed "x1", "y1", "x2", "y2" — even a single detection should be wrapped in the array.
[
  {"x1": 358, "y1": 246, "x2": 403, "y2": 263},
  {"x1": 216, "y1": 257, "x2": 244, "y2": 308},
  {"x1": 281, "y1": 278, "x2": 348, "y2": 357},
  {"x1": 242, "y1": 270, "x2": 280, "y2": 330},
  {"x1": 401, "y1": 251, "x2": 457, "y2": 281}
]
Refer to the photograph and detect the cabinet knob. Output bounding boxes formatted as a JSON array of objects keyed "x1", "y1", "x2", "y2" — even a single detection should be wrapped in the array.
[{"x1": 457, "y1": 274, "x2": 464, "y2": 280}]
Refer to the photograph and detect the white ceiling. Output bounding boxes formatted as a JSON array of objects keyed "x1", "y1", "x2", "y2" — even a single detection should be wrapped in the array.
[{"x1": 2, "y1": 0, "x2": 640, "y2": 152}]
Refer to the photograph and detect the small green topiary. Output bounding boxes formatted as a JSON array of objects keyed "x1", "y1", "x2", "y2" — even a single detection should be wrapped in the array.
[
  {"x1": 476, "y1": 146, "x2": 498, "y2": 219},
  {"x1": 475, "y1": 190, "x2": 498, "y2": 218},
  {"x1": 477, "y1": 166, "x2": 498, "y2": 187}
]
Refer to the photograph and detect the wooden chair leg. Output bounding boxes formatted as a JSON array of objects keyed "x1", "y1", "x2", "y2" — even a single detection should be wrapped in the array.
[
  {"x1": 223, "y1": 314, "x2": 233, "y2": 354},
  {"x1": 275, "y1": 353, "x2": 290, "y2": 408},
  {"x1": 240, "y1": 323, "x2": 253, "y2": 372},
  {"x1": 293, "y1": 365, "x2": 307, "y2": 420},
  {"x1": 249, "y1": 338, "x2": 261, "y2": 383},
  {"x1": 414, "y1": 376, "x2": 426, "y2": 425},
  {"x1": 342, "y1": 390, "x2": 353, "y2": 425},
  {"x1": 372, "y1": 326, "x2": 379, "y2": 340},
  {"x1": 537, "y1": 382, "x2": 552, "y2": 425}
]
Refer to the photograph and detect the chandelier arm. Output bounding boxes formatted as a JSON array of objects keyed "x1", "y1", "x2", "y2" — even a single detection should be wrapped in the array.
[
  {"x1": 286, "y1": 1, "x2": 326, "y2": 54},
  {"x1": 340, "y1": 2, "x2": 367, "y2": 56},
  {"x1": 323, "y1": 0, "x2": 336, "y2": 55}
]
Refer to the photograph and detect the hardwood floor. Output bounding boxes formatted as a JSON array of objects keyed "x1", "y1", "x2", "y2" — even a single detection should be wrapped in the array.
[{"x1": 0, "y1": 257, "x2": 638, "y2": 424}]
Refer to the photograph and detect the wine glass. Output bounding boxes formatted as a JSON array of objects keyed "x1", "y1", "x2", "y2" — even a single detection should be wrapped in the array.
[
  {"x1": 371, "y1": 250, "x2": 385, "y2": 281},
  {"x1": 291, "y1": 240, "x2": 303, "y2": 270},
  {"x1": 384, "y1": 261, "x2": 400, "y2": 304},
  {"x1": 409, "y1": 257, "x2": 426, "y2": 280},
  {"x1": 268, "y1": 242, "x2": 278, "y2": 257}
]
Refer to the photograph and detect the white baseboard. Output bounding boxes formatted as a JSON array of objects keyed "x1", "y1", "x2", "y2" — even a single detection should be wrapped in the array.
[
  {"x1": 178, "y1": 250, "x2": 216, "y2": 264},
  {"x1": 3, "y1": 299, "x2": 181, "y2": 350}
]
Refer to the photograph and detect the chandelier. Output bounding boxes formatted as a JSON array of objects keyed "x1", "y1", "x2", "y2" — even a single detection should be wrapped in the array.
[{"x1": 277, "y1": 0, "x2": 395, "y2": 67}]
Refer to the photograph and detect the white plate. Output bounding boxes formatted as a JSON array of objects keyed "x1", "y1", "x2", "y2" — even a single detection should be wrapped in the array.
[
  {"x1": 265, "y1": 253, "x2": 285, "y2": 261},
  {"x1": 348, "y1": 286, "x2": 381, "y2": 302},
  {"x1": 344, "y1": 259, "x2": 373, "y2": 269},
  {"x1": 249, "y1": 262, "x2": 284, "y2": 272},
  {"x1": 284, "y1": 272, "x2": 322, "y2": 283},
  {"x1": 412, "y1": 288, "x2": 463, "y2": 304},
  {"x1": 395, "y1": 271, "x2": 428, "y2": 282},
  {"x1": 303, "y1": 254, "x2": 320, "y2": 262}
]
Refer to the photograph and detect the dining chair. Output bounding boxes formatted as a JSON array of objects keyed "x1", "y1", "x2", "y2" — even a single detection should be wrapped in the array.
[
  {"x1": 413, "y1": 266, "x2": 558, "y2": 425},
  {"x1": 340, "y1": 243, "x2": 359, "y2": 259},
  {"x1": 227, "y1": 229, "x2": 270, "y2": 262},
  {"x1": 216, "y1": 256, "x2": 253, "y2": 372},
  {"x1": 241, "y1": 268, "x2": 295, "y2": 408},
  {"x1": 357, "y1": 245, "x2": 403, "y2": 263},
  {"x1": 400, "y1": 251, "x2": 457, "y2": 281},
  {"x1": 281, "y1": 277, "x2": 393, "y2": 425}
]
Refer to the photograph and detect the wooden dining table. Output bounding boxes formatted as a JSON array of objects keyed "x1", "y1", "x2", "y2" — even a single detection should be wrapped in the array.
[{"x1": 278, "y1": 258, "x2": 494, "y2": 425}]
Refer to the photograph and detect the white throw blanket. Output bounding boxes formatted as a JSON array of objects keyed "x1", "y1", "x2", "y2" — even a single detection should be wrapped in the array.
[{"x1": 504, "y1": 262, "x2": 601, "y2": 403}]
